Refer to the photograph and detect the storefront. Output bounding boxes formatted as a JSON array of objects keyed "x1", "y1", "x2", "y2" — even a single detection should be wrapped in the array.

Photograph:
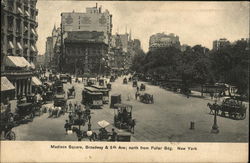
[
  {"x1": 1, "y1": 76, "x2": 15, "y2": 104},
  {"x1": 3, "y1": 56, "x2": 33, "y2": 98},
  {"x1": 31, "y1": 76, "x2": 42, "y2": 93}
]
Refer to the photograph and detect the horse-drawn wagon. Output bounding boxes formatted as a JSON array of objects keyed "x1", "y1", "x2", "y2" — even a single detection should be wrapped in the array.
[
  {"x1": 123, "y1": 78, "x2": 128, "y2": 84},
  {"x1": 207, "y1": 97, "x2": 247, "y2": 120},
  {"x1": 52, "y1": 95, "x2": 67, "y2": 117},
  {"x1": 140, "y1": 83, "x2": 146, "y2": 91},
  {"x1": 110, "y1": 94, "x2": 121, "y2": 108},
  {"x1": 14, "y1": 103, "x2": 35, "y2": 124},
  {"x1": 132, "y1": 80, "x2": 137, "y2": 87},
  {"x1": 67, "y1": 86, "x2": 76, "y2": 99},
  {"x1": 0, "y1": 104, "x2": 16, "y2": 140},
  {"x1": 113, "y1": 103, "x2": 135, "y2": 133},
  {"x1": 139, "y1": 93, "x2": 154, "y2": 104}
]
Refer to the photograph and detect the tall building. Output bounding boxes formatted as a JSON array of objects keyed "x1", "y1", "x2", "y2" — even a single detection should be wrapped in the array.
[
  {"x1": 61, "y1": 31, "x2": 108, "y2": 75},
  {"x1": 61, "y1": 4, "x2": 112, "y2": 46},
  {"x1": 110, "y1": 31, "x2": 142, "y2": 69},
  {"x1": 1, "y1": 0, "x2": 39, "y2": 100},
  {"x1": 149, "y1": 32, "x2": 180, "y2": 51},
  {"x1": 45, "y1": 25, "x2": 60, "y2": 67},
  {"x1": 212, "y1": 38, "x2": 230, "y2": 50},
  {"x1": 36, "y1": 54, "x2": 45, "y2": 67}
]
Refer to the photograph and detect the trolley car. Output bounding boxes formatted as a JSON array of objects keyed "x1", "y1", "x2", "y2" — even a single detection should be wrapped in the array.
[
  {"x1": 91, "y1": 85, "x2": 110, "y2": 104},
  {"x1": 82, "y1": 87, "x2": 103, "y2": 109}
]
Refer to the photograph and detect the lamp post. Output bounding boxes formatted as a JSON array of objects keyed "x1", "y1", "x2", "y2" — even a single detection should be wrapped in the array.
[{"x1": 211, "y1": 99, "x2": 219, "y2": 134}]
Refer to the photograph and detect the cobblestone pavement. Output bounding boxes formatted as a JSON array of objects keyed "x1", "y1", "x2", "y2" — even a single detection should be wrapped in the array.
[{"x1": 11, "y1": 75, "x2": 249, "y2": 142}]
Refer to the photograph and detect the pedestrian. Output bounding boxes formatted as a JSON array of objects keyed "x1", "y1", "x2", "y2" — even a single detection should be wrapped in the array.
[
  {"x1": 64, "y1": 120, "x2": 70, "y2": 135},
  {"x1": 74, "y1": 103, "x2": 78, "y2": 112},
  {"x1": 68, "y1": 112, "x2": 73, "y2": 123},
  {"x1": 110, "y1": 128, "x2": 117, "y2": 141},
  {"x1": 137, "y1": 86, "x2": 139, "y2": 92},
  {"x1": 68, "y1": 101, "x2": 73, "y2": 112},
  {"x1": 78, "y1": 104, "x2": 82, "y2": 111}
]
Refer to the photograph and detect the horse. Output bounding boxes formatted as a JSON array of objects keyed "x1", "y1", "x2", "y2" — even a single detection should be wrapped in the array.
[
  {"x1": 128, "y1": 119, "x2": 136, "y2": 134},
  {"x1": 207, "y1": 103, "x2": 220, "y2": 115}
]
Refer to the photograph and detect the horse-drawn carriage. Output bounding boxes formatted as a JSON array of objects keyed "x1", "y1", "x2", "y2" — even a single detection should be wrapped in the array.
[
  {"x1": 67, "y1": 86, "x2": 76, "y2": 99},
  {"x1": 14, "y1": 103, "x2": 35, "y2": 124},
  {"x1": 132, "y1": 80, "x2": 137, "y2": 87},
  {"x1": 42, "y1": 90, "x2": 54, "y2": 102},
  {"x1": 110, "y1": 76, "x2": 116, "y2": 82},
  {"x1": 123, "y1": 78, "x2": 128, "y2": 84},
  {"x1": 140, "y1": 83, "x2": 146, "y2": 91},
  {"x1": 207, "y1": 97, "x2": 247, "y2": 120},
  {"x1": 52, "y1": 95, "x2": 67, "y2": 117},
  {"x1": 139, "y1": 93, "x2": 154, "y2": 104},
  {"x1": 107, "y1": 83, "x2": 112, "y2": 90},
  {"x1": 0, "y1": 104, "x2": 16, "y2": 140},
  {"x1": 26, "y1": 94, "x2": 42, "y2": 116},
  {"x1": 113, "y1": 103, "x2": 135, "y2": 133},
  {"x1": 110, "y1": 94, "x2": 121, "y2": 108}
]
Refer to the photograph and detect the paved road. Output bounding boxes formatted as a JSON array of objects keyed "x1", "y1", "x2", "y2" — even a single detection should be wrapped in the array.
[{"x1": 11, "y1": 75, "x2": 249, "y2": 142}]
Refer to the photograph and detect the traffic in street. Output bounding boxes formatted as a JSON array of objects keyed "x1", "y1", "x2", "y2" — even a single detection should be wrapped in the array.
[{"x1": 8, "y1": 71, "x2": 248, "y2": 142}]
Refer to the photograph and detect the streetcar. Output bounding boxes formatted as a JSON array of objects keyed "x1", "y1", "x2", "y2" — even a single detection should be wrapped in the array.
[
  {"x1": 82, "y1": 87, "x2": 103, "y2": 109},
  {"x1": 91, "y1": 85, "x2": 110, "y2": 104}
]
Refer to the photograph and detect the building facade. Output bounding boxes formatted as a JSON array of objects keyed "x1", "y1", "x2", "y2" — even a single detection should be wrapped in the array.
[
  {"x1": 45, "y1": 25, "x2": 60, "y2": 67},
  {"x1": 1, "y1": 0, "x2": 39, "y2": 99},
  {"x1": 61, "y1": 4, "x2": 112, "y2": 46},
  {"x1": 149, "y1": 32, "x2": 180, "y2": 51},
  {"x1": 36, "y1": 54, "x2": 45, "y2": 67},
  {"x1": 61, "y1": 31, "x2": 108, "y2": 75},
  {"x1": 109, "y1": 32, "x2": 142, "y2": 69}
]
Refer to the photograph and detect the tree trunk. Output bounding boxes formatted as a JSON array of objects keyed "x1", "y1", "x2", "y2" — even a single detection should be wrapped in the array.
[{"x1": 201, "y1": 84, "x2": 204, "y2": 97}]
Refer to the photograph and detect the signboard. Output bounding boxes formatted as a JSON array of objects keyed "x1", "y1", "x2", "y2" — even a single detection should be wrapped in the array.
[
  {"x1": 61, "y1": 13, "x2": 110, "y2": 33},
  {"x1": 62, "y1": 12, "x2": 110, "y2": 44}
]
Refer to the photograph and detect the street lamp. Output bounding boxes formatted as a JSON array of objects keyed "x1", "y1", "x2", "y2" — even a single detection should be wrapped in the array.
[{"x1": 211, "y1": 99, "x2": 219, "y2": 134}]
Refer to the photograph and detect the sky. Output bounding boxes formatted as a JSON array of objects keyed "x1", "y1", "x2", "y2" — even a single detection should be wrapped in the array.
[{"x1": 36, "y1": 1, "x2": 249, "y2": 55}]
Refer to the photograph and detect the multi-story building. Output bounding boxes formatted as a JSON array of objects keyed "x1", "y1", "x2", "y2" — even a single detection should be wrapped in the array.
[
  {"x1": 61, "y1": 31, "x2": 108, "y2": 75},
  {"x1": 45, "y1": 25, "x2": 60, "y2": 67},
  {"x1": 149, "y1": 32, "x2": 180, "y2": 51},
  {"x1": 212, "y1": 38, "x2": 230, "y2": 50},
  {"x1": 61, "y1": 4, "x2": 112, "y2": 46},
  {"x1": 36, "y1": 54, "x2": 45, "y2": 67},
  {"x1": 1, "y1": 0, "x2": 39, "y2": 99},
  {"x1": 110, "y1": 31, "x2": 142, "y2": 69}
]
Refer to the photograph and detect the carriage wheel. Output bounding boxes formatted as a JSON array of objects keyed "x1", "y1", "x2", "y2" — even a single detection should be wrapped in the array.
[
  {"x1": 240, "y1": 112, "x2": 246, "y2": 120},
  {"x1": 235, "y1": 113, "x2": 241, "y2": 120},
  {"x1": 5, "y1": 131, "x2": 16, "y2": 140}
]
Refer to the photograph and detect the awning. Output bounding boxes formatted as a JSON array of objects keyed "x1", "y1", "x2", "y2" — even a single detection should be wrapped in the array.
[
  {"x1": 31, "y1": 28, "x2": 37, "y2": 36},
  {"x1": 9, "y1": 41, "x2": 14, "y2": 49},
  {"x1": 31, "y1": 45, "x2": 37, "y2": 52},
  {"x1": 17, "y1": 7, "x2": 23, "y2": 14},
  {"x1": 1, "y1": 77, "x2": 15, "y2": 92},
  {"x1": 25, "y1": 10, "x2": 30, "y2": 17},
  {"x1": 17, "y1": 42, "x2": 23, "y2": 50},
  {"x1": 6, "y1": 56, "x2": 31, "y2": 68},
  {"x1": 32, "y1": 76, "x2": 42, "y2": 86},
  {"x1": 30, "y1": 62, "x2": 35, "y2": 69}
]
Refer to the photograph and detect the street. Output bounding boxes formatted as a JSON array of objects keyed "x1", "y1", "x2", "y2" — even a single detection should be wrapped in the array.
[{"x1": 11, "y1": 75, "x2": 249, "y2": 142}]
